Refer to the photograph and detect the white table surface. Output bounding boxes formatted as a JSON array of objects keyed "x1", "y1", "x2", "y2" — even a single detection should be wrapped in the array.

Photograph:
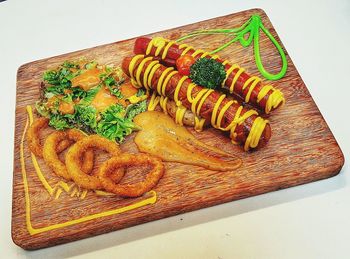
[{"x1": 1, "y1": 0, "x2": 349, "y2": 258}]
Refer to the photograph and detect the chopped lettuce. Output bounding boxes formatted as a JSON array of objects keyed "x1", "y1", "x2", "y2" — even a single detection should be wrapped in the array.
[
  {"x1": 37, "y1": 60, "x2": 145, "y2": 143},
  {"x1": 126, "y1": 100, "x2": 147, "y2": 120},
  {"x1": 85, "y1": 61, "x2": 98, "y2": 70},
  {"x1": 48, "y1": 114, "x2": 74, "y2": 130},
  {"x1": 102, "y1": 75, "x2": 123, "y2": 99},
  {"x1": 35, "y1": 100, "x2": 50, "y2": 117},
  {"x1": 74, "y1": 105, "x2": 98, "y2": 130},
  {"x1": 96, "y1": 104, "x2": 136, "y2": 143},
  {"x1": 79, "y1": 86, "x2": 100, "y2": 105},
  {"x1": 71, "y1": 87, "x2": 88, "y2": 100}
]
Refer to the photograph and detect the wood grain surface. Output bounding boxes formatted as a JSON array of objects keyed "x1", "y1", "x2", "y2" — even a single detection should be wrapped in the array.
[{"x1": 11, "y1": 8, "x2": 344, "y2": 250}]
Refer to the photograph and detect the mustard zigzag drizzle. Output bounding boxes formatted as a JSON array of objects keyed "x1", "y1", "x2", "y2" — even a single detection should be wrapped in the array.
[
  {"x1": 20, "y1": 107, "x2": 157, "y2": 235},
  {"x1": 129, "y1": 55, "x2": 268, "y2": 151},
  {"x1": 144, "y1": 37, "x2": 285, "y2": 114}
]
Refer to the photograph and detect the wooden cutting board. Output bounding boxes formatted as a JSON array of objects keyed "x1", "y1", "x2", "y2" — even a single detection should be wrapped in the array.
[{"x1": 12, "y1": 8, "x2": 344, "y2": 250}]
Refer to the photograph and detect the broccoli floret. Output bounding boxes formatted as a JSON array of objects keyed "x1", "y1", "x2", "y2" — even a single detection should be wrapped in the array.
[{"x1": 189, "y1": 58, "x2": 226, "y2": 89}]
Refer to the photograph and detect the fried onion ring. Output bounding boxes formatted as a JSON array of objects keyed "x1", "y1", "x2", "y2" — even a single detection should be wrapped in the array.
[
  {"x1": 43, "y1": 129, "x2": 94, "y2": 180},
  {"x1": 65, "y1": 135, "x2": 121, "y2": 189},
  {"x1": 27, "y1": 117, "x2": 71, "y2": 157},
  {"x1": 97, "y1": 153, "x2": 164, "y2": 197}
]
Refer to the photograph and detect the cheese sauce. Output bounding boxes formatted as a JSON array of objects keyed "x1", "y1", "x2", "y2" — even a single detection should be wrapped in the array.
[
  {"x1": 71, "y1": 68, "x2": 101, "y2": 91},
  {"x1": 91, "y1": 87, "x2": 118, "y2": 112},
  {"x1": 134, "y1": 111, "x2": 242, "y2": 171}
]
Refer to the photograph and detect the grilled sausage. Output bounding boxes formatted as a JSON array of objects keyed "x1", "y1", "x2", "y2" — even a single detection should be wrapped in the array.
[
  {"x1": 122, "y1": 55, "x2": 271, "y2": 151},
  {"x1": 134, "y1": 37, "x2": 285, "y2": 114}
]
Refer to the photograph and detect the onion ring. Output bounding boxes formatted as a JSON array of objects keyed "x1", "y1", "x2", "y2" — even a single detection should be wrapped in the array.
[
  {"x1": 97, "y1": 153, "x2": 164, "y2": 197},
  {"x1": 65, "y1": 135, "x2": 121, "y2": 189},
  {"x1": 27, "y1": 117, "x2": 71, "y2": 157},
  {"x1": 43, "y1": 129, "x2": 94, "y2": 180}
]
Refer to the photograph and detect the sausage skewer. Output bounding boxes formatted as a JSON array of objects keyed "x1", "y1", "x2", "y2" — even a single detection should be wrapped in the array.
[
  {"x1": 134, "y1": 37, "x2": 285, "y2": 114},
  {"x1": 122, "y1": 55, "x2": 271, "y2": 151}
]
